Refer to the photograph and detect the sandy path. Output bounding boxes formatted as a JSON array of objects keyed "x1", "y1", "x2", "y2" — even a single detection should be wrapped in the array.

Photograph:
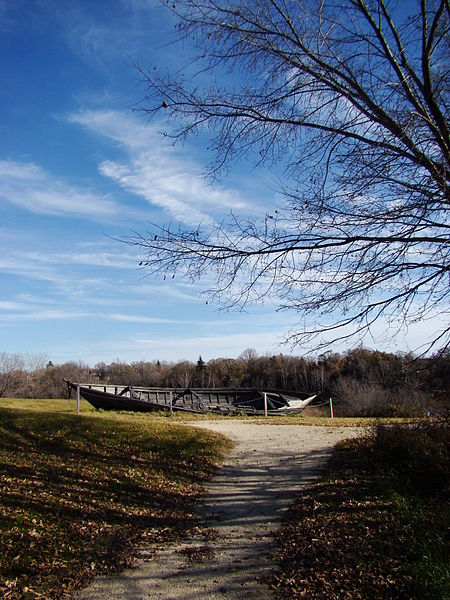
[{"x1": 75, "y1": 422, "x2": 363, "y2": 600}]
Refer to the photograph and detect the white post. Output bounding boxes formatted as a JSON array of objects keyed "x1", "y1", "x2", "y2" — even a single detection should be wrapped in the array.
[
  {"x1": 169, "y1": 391, "x2": 173, "y2": 416},
  {"x1": 264, "y1": 392, "x2": 268, "y2": 417},
  {"x1": 76, "y1": 385, "x2": 80, "y2": 415},
  {"x1": 329, "y1": 397, "x2": 334, "y2": 418}
]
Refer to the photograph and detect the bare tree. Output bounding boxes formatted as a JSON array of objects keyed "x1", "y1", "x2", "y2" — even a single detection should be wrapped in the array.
[
  {"x1": 0, "y1": 352, "x2": 25, "y2": 397},
  {"x1": 130, "y1": 0, "x2": 449, "y2": 353}
]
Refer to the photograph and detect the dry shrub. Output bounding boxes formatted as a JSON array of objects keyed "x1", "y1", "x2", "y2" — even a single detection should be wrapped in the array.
[
  {"x1": 332, "y1": 378, "x2": 426, "y2": 417},
  {"x1": 301, "y1": 404, "x2": 331, "y2": 418}
]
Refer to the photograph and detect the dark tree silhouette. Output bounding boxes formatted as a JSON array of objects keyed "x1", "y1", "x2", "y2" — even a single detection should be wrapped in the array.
[{"x1": 130, "y1": 0, "x2": 449, "y2": 353}]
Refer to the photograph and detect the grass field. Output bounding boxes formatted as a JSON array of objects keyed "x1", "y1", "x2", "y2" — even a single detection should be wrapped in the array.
[
  {"x1": 1, "y1": 398, "x2": 445, "y2": 599},
  {"x1": 0, "y1": 397, "x2": 418, "y2": 427},
  {"x1": 271, "y1": 422, "x2": 450, "y2": 599},
  {"x1": 0, "y1": 402, "x2": 232, "y2": 599}
]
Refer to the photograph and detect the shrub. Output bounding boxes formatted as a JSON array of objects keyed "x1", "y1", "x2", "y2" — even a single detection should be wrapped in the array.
[
  {"x1": 332, "y1": 378, "x2": 426, "y2": 417},
  {"x1": 373, "y1": 423, "x2": 450, "y2": 497}
]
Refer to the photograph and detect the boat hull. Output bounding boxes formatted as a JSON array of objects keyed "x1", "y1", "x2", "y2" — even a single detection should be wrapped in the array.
[{"x1": 69, "y1": 382, "x2": 317, "y2": 416}]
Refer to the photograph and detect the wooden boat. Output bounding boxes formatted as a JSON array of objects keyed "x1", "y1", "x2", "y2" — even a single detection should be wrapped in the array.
[{"x1": 66, "y1": 381, "x2": 317, "y2": 415}]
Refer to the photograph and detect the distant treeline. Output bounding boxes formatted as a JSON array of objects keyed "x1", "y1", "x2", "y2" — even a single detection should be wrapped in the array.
[{"x1": 0, "y1": 348, "x2": 448, "y2": 417}]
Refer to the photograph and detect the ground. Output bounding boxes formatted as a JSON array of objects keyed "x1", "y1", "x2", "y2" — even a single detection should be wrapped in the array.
[{"x1": 75, "y1": 421, "x2": 363, "y2": 599}]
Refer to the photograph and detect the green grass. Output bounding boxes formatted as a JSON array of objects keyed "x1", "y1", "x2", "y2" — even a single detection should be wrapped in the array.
[
  {"x1": 0, "y1": 397, "x2": 96, "y2": 414},
  {"x1": 0, "y1": 406, "x2": 232, "y2": 599},
  {"x1": 271, "y1": 423, "x2": 450, "y2": 599}
]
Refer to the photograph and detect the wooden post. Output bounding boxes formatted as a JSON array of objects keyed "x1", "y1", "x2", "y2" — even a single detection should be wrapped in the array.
[
  {"x1": 76, "y1": 385, "x2": 80, "y2": 415},
  {"x1": 329, "y1": 397, "x2": 334, "y2": 418},
  {"x1": 264, "y1": 392, "x2": 268, "y2": 417},
  {"x1": 169, "y1": 391, "x2": 173, "y2": 416}
]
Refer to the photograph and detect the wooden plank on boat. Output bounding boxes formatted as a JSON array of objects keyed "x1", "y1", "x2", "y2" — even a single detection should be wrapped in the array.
[{"x1": 65, "y1": 380, "x2": 318, "y2": 416}]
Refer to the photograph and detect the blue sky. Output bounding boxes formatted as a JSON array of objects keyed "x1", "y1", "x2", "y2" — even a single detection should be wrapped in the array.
[{"x1": 0, "y1": 0, "x2": 439, "y2": 365}]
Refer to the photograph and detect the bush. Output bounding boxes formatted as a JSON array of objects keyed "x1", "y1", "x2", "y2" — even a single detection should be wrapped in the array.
[
  {"x1": 332, "y1": 378, "x2": 427, "y2": 417},
  {"x1": 373, "y1": 423, "x2": 450, "y2": 497}
]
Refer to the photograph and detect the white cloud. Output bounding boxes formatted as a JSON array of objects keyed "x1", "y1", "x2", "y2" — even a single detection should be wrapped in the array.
[
  {"x1": 108, "y1": 312, "x2": 188, "y2": 324},
  {"x1": 19, "y1": 250, "x2": 136, "y2": 270},
  {"x1": 0, "y1": 309, "x2": 91, "y2": 323},
  {"x1": 132, "y1": 330, "x2": 285, "y2": 360},
  {"x1": 52, "y1": 329, "x2": 285, "y2": 364},
  {"x1": 0, "y1": 301, "x2": 25, "y2": 310},
  {"x1": 69, "y1": 110, "x2": 249, "y2": 225},
  {"x1": 62, "y1": 9, "x2": 155, "y2": 67},
  {"x1": 0, "y1": 253, "x2": 61, "y2": 284},
  {"x1": 57, "y1": 0, "x2": 176, "y2": 76},
  {"x1": 0, "y1": 160, "x2": 121, "y2": 219},
  {"x1": 129, "y1": 282, "x2": 204, "y2": 303}
]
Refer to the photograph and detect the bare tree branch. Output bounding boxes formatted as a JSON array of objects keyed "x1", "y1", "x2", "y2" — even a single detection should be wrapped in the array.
[{"x1": 127, "y1": 0, "x2": 449, "y2": 352}]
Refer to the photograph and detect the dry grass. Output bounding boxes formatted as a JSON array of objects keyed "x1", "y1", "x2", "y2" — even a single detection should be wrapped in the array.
[
  {"x1": 0, "y1": 398, "x2": 419, "y2": 428},
  {"x1": 0, "y1": 406, "x2": 232, "y2": 599},
  {"x1": 271, "y1": 423, "x2": 450, "y2": 599}
]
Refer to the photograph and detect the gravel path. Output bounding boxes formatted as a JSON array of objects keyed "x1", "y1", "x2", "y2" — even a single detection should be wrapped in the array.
[{"x1": 75, "y1": 421, "x2": 363, "y2": 600}]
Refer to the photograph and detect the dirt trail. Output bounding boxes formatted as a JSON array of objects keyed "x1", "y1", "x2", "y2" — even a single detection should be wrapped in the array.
[{"x1": 75, "y1": 422, "x2": 363, "y2": 600}]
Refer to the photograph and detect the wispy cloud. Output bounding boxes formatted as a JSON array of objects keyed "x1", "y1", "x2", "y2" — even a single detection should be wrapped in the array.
[
  {"x1": 129, "y1": 282, "x2": 204, "y2": 303},
  {"x1": 19, "y1": 249, "x2": 136, "y2": 270},
  {"x1": 0, "y1": 160, "x2": 121, "y2": 219},
  {"x1": 0, "y1": 309, "x2": 92, "y2": 323},
  {"x1": 0, "y1": 253, "x2": 62, "y2": 284},
  {"x1": 58, "y1": 0, "x2": 174, "y2": 70},
  {"x1": 108, "y1": 312, "x2": 188, "y2": 324},
  {"x1": 69, "y1": 110, "x2": 249, "y2": 225},
  {"x1": 0, "y1": 242, "x2": 136, "y2": 283},
  {"x1": 112, "y1": 330, "x2": 284, "y2": 361},
  {"x1": 63, "y1": 11, "x2": 148, "y2": 66},
  {"x1": 0, "y1": 306, "x2": 189, "y2": 326},
  {"x1": 0, "y1": 300, "x2": 26, "y2": 310}
]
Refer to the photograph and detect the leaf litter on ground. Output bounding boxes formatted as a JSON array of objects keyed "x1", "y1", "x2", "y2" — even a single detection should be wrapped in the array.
[
  {"x1": 270, "y1": 422, "x2": 449, "y2": 599},
  {"x1": 0, "y1": 408, "x2": 232, "y2": 599}
]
